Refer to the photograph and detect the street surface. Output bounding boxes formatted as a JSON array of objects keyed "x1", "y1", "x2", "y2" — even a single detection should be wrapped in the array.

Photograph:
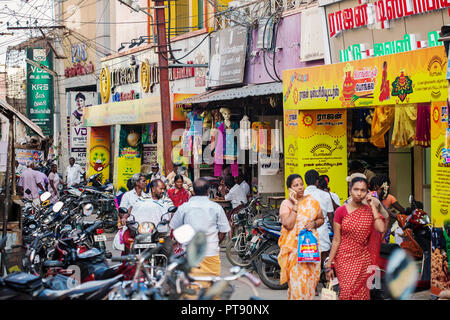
[{"x1": 101, "y1": 227, "x2": 430, "y2": 300}]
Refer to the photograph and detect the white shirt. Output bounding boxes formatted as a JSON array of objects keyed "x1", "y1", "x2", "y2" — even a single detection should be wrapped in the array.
[
  {"x1": 120, "y1": 189, "x2": 145, "y2": 211},
  {"x1": 66, "y1": 164, "x2": 83, "y2": 186},
  {"x1": 15, "y1": 164, "x2": 26, "y2": 176},
  {"x1": 240, "y1": 181, "x2": 250, "y2": 196},
  {"x1": 170, "y1": 196, "x2": 231, "y2": 257},
  {"x1": 130, "y1": 198, "x2": 172, "y2": 232},
  {"x1": 330, "y1": 192, "x2": 341, "y2": 206},
  {"x1": 225, "y1": 184, "x2": 248, "y2": 208},
  {"x1": 304, "y1": 185, "x2": 334, "y2": 252}
]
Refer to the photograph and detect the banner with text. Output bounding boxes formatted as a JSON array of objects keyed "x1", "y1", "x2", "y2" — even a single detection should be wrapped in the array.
[
  {"x1": 283, "y1": 47, "x2": 448, "y2": 110},
  {"x1": 284, "y1": 109, "x2": 348, "y2": 202},
  {"x1": 430, "y1": 100, "x2": 450, "y2": 297},
  {"x1": 117, "y1": 125, "x2": 142, "y2": 192},
  {"x1": 68, "y1": 92, "x2": 99, "y2": 170},
  {"x1": 26, "y1": 48, "x2": 54, "y2": 136}
]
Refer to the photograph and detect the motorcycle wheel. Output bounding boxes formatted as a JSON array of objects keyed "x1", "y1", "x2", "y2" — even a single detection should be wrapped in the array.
[
  {"x1": 225, "y1": 233, "x2": 252, "y2": 268},
  {"x1": 256, "y1": 243, "x2": 288, "y2": 290}
]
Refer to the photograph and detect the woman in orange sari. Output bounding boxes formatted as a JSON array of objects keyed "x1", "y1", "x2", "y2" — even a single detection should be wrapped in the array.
[
  {"x1": 325, "y1": 177, "x2": 386, "y2": 300},
  {"x1": 278, "y1": 174, "x2": 325, "y2": 300}
]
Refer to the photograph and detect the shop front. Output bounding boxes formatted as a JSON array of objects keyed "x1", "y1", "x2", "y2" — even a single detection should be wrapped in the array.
[
  {"x1": 84, "y1": 45, "x2": 163, "y2": 192},
  {"x1": 176, "y1": 9, "x2": 326, "y2": 199},
  {"x1": 283, "y1": 45, "x2": 450, "y2": 297}
]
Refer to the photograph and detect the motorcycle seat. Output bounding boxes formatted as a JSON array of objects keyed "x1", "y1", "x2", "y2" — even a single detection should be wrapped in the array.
[
  {"x1": 42, "y1": 260, "x2": 65, "y2": 268},
  {"x1": 37, "y1": 275, "x2": 124, "y2": 300},
  {"x1": 77, "y1": 248, "x2": 103, "y2": 260},
  {"x1": 3, "y1": 272, "x2": 42, "y2": 293},
  {"x1": 261, "y1": 220, "x2": 282, "y2": 231}
]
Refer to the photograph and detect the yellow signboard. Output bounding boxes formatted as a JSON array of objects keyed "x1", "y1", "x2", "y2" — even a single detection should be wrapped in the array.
[
  {"x1": 84, "y1": 96, "x2": 162, "y2": 127},
  {"x1": 283, "y1": 47, "x2": 448, "y2": 110},
  {"x1": 430, "y1": 101, "x2": 450, "y2": 228},
  {"x1": 86, "y1": 126, "x2": 111, "y2": 183},
  {"x1": 283, "y1": 109, "x2": 348, "y2": 202}
]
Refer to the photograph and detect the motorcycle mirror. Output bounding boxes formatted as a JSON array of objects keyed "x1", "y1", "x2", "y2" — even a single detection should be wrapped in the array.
[
  {"x1": 186, "y1": 231, "x2": 206, "y2": 268},
  {"x1": 385, "y1": 248, "x2": 419, "y2": 300},
  {"x1": 168, "y1": 206, "x2": 177, "y2": 214},
  {"x1": 40, "y1": 192, "x2": 52, "y2": 202},
  {"x1": 53, "y1": 201, "x2": 64, "y2": 213},
  {"x1": 83, "y1": 203, "x2": 94, "y2": 216},
  {"x1": 173, "y1": 224, "x2": 196, "y2": 244}
]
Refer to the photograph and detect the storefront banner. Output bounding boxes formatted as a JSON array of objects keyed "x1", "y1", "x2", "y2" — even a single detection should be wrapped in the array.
[
  {"x1": 15, "y1": 149, "x2": 44, "y2": 166},
  {"x1": 26, "y1": 48, "x2": 54, "y2": 136},
  {"x1": 117, "y1": 125, "x2": 142, "y2": 192},
  {"x1": 430, "y1": 100, "x2": 450, "y2": 296},
  {"x1": 84, "y1": 96, "x2": 161, "y2": 127},
  {"x1": 172, "y1": 94, "x2": 194, "y2": 121},
  {"x1": 86, "y1": 126, "x2": 110, "y2": 183},
  {"x1": 283, "y1": 47, "x2": 448, "y2": 110},
  {"x1": 284, "y1": 109, "x2": 348, "y2": 202},
  {"x1": 68, "y1": 92, "x2": 99, "y2": 170},
  {"x1": 143, "y1": 144, "x2": 157, "y2": 165}
]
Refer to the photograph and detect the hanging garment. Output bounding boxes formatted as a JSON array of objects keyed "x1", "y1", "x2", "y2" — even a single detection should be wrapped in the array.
[
  {"x1": 224, "y1": 122, "x2": 239, "y2": 161},
  {"x1": 391, "y1": 105, "x2": 417, "y2": 148},
  {"x1": 415, "y1": 103, "x2": 431, "y2": 147},
  {"x1": 370, "y1": 106, "x2": 395, "y2": 148},
  {"x1": 239, "y1": 115, "x2": 251, "y2": 150},
  {"x1": 352, "y1": 108, "x2": 373, "y2": 143}
]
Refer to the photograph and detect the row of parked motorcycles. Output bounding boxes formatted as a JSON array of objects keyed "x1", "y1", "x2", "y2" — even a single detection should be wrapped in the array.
[{"x1": 0, "y1": 176, "x2": 261, "y2": 300}]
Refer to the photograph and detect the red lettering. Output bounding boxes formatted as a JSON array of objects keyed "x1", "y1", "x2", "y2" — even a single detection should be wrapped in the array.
[
  {"x1": 343, "y1": 8, "x2": 355, "y2": 29},
  {"x1": 386, "y1": 0, "x2": 395, "y2": 19},
  {"x1": 403, "y1": 0, "x2": 414, "y2": 15},
  {"x1": 395, "y1": 0, "x2": 404, "y2": 17},
  {"x1": 335, "y1": 10, "x2": 344, "y2": 32},
  {"x1": 328, "y1": 12, "x2": 336, "y2": 37},
  {"x1": 376, "y1": 0, "x2": 387, "y2": 21},
  {"x1": 354, "y1": 5, "x2": 368, "y2": 27},
  {"x1": 427, "y1": 0, "x2": 436, "y2": 10}
]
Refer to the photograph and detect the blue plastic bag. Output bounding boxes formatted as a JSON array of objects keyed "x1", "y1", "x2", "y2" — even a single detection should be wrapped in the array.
[{"x1": 297, "y1": 229, "x2": 320, "y2": 263}]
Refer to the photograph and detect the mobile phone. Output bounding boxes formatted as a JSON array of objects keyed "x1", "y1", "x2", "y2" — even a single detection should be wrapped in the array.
[{"x1": 371, "y1": 191, "x2": 378, "y2": 198}]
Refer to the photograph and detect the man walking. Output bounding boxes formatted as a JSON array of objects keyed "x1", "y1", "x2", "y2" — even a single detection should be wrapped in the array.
[
  {"x1": 304, "y1": 169, "x2": 334, "y2": 263},
  {"x1": 18, "y1": 161, "x2": 45, "y2": 206},
  {"x1": 170, "y1": 178, "x2": 231, "y2": 277},
  {"x1": 66, "y1": 157, "x2": 85, "y2": 187}
]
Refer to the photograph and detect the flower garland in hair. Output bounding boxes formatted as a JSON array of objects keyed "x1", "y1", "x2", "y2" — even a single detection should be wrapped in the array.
[{"x1": 380, "y1": 182, "x2": 389, "y2": 200}]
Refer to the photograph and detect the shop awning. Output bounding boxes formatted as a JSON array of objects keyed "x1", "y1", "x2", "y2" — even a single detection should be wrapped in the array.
[
  {"x1": 175, "y1": 82, "x2": 283, "y2": 105},
  {"x1": 0, "y1": 98, "x2": 46, "y2": 139}
]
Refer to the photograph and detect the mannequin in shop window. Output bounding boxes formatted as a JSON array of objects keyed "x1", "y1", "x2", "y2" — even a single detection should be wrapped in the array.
[{"x1": 213, "y1": 107, "x2": 239, "y2": 177}]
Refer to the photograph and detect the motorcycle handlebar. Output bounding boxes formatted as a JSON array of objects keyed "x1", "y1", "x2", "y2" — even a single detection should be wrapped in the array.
[
  {"x1": 111, "y1": 255, "x2": 137, "y2": 262},
  {"x1": 84, "y1": 221, "x2": 103, "y2": 234}
]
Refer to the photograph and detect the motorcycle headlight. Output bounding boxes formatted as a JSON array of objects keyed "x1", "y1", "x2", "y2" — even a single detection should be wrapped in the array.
[
  {"x1": 83, "y1": 203, "x2": 94, "y2": 216},
  {"x1": 138, "y1": 221, "x2": 156, "y2": 234}
]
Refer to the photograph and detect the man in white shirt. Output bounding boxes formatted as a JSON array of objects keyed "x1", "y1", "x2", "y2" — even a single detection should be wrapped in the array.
[
  {"x1": 304, "y1": 169, "x2": 334, "y2": 263},
  {"x1": 223, "y1": 175, "x2": 247, "y2": 209},
  {"x1": 235, "y1": 173, "x2": 250, "y2": 197},
  {"x1": 170, "y1": 178, "x2": 230, "y2": 276},
  {"x1": 66, "y1": 157, "x2": 85, "y2": 187},
  {"x1": 120, "y1": 173, "x2": 148, "y2": 212}
]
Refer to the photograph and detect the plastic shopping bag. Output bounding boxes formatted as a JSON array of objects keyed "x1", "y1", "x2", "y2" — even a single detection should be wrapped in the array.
[
  {"x1": 320, "y1": 282, "x2": 338, "y2": 300},
  {"x1": 297, "y1": 229, "x2": 320, "y2": 263},
  {"x1": 113, "y1": 227, "x2": 126, "y2": 252}
]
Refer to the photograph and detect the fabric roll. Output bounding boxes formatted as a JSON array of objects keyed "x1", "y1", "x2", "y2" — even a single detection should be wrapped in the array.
[
  {"x1": 415, "y1": 103, "x2": 431, "y2": 147},
  {"x1": 391, "y1": 104, "x2": 417, "y2": 148},
  {"x1": 370, "y1": 106, "x2": 395, "y2": 148}
]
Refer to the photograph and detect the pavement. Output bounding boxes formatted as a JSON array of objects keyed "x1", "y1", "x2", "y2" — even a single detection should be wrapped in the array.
[{"x1": 101, "y1": 228, "x2": 431, "y2": 300}]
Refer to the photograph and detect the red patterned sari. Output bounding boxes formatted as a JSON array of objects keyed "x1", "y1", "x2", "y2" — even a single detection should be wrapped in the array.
[{"x1": 334, "y1": 204, "x2": 381, "y2": 300}]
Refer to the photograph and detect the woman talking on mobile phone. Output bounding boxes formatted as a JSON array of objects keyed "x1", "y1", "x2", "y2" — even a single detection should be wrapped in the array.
[
  {"x1": 325, "y1": 176, "x2": 387, "y2": 300},
  {"x1": 278, "y1": 174, "x2": 325, "y2": 300}
]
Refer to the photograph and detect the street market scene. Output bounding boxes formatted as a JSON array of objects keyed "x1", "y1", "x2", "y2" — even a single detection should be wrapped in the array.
[{"x1": 0, "y1": 0, "x2": 449, "y2": 303}]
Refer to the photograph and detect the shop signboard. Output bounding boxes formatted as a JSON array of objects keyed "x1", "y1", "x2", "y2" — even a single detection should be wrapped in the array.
[
  {"x1": 172, "y1": 94, "x2": 194, "y2": 121},
  {"x1": 117, "y1": 125, "x2": 142, "y2": 192},
  {"x1": 207, "y1": 26, "x2": 248, "y2": 88},
  {"x1": 26, "y1": 48, "x2": 54, "y2": 136},
  {"x1": 15, "y1": 149, "x2": 44, "y2": 166},
  {"x1": 283, "y1": 47, "x2": 448, "y2": 110},
  {"x1": 430, "y1": 100, "x2": 450, "y2": 297},
  {"x1": 84, "y1": 96, "x2": 162, "y2": 127},
  {"x1": 283, "y1": 109, "x2": 348, "y2": 202},
  {"x1": 68, "y1": 92, "x2": 99, "y2": 170},
  {"x1": 86, "y1": 126, "x2": 111, "y2": 183}
]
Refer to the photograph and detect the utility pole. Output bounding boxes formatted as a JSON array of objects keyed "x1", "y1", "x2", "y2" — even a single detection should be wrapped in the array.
[
  {"x1": 154, "y1": 0, "x2": 173, "y2": 175},
  {"x1": 118, "y1": 0, "x2": 173, "y2": 175}
]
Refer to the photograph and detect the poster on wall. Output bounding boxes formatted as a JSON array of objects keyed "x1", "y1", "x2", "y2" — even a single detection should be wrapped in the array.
[
  {"x1": 26, "y1": 48, "x2": 54, "y2": 136},
  {"x1": 283, "y1": 47, "x2": 448, "y2": 111},
  {"x1": 15, "y1": 149, "x2": 44, "y2": 166},
  {"x1": 284, "y1": 109, "x2": 348, "y2": 202},
  {"x1": 87, "y1": 126, "x2": 110, "y2": 184},
  {"x1": 117, "y1": 125, "x2": 142, "y2": 192},
  {"x1": 430, "y1": 101, "x2": 450, "y2": 297},
  {"x1": 68, "y1": 92, "x2": 98, "y2": 170}
]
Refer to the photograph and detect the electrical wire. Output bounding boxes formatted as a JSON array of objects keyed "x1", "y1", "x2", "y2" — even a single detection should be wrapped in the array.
[
  {"x1": 262, "y1": 13, "x2": 278, "y2": 82},
  {"x1": 271, "y1": 15, "x2": 282, "y2": 82}
]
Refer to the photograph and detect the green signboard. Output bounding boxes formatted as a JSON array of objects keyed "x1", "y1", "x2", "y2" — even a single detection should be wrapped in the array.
[{"x1": 26, "y1": 48, "x2": 54, "y2": 136}]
